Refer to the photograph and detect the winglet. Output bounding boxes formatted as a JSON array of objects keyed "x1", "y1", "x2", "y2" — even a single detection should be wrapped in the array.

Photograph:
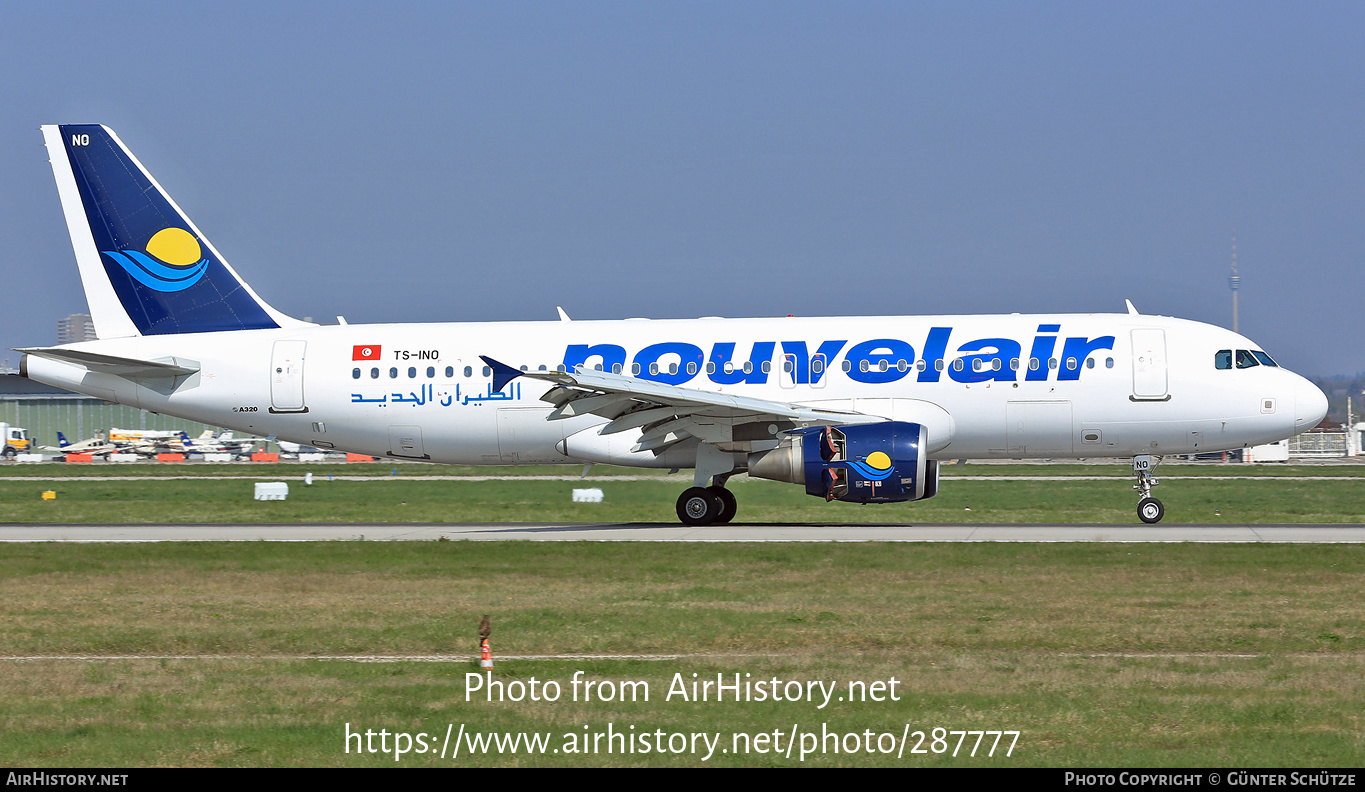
[
  {"x1": 480, "y1": 356, "x2": 523, "y2": 392},
  {"x1": 1125, "y1": 299, "x2": 1139, "y2": 315},
  {"x1": 556, "y1": 306, "x2": 571, "y2": 322}
]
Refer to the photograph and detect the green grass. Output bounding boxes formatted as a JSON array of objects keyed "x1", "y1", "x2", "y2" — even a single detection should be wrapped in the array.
[
  {"x1": 2, "y1": 472, "x2": 1363, "y2": 523},
  {"x1": 2, "y1": 466, "x2": 1362, "y2": 766},
  {"x1": 0, "y1": 542, "x2": 1362, "y2": 766},
  {"x1": 3, "y1": 460, "x2": 1364, "y2": 478}
]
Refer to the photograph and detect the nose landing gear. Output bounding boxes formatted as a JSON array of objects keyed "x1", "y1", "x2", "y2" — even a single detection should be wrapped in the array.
[{"x1": 1133, "y1": 455, "x2": 1164, "y2": 523}]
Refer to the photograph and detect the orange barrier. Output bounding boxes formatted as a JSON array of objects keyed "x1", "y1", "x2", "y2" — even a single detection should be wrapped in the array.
[
  {"x1": 156, "y1": 453, "x2": 184, "y2": 462},
  {"x1": 64, "y1": 453, "x2": 93, "y2": 463},
  {"x1": 251, "y1": 453, "x2": 280, "y2": 462},
  {"x1": 346, "y1": 453, "x2": 376, "y2": 462}
]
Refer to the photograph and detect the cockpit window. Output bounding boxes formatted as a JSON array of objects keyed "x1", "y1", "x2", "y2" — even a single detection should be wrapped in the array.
[
  {"x1": 1235, "y1": 349, "x2": 1260, "y2": 369},
  {"x1": 1215, "y1": 350, "x2": 1232, "y2": 370},
  {"x1": 1252, "y1": 351, "x2": 1278, "y2": 367}
]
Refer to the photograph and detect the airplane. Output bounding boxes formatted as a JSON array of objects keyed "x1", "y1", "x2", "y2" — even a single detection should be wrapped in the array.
[
  {"x1": 20, "y1": 125, "x2": 1329, "y2": 525},
  {"x1": 41, "y1": 431, "x2": 119, "y2": 456},
  {"x1": 179, "y1": 430, "x2": 262, "y2": 457}
]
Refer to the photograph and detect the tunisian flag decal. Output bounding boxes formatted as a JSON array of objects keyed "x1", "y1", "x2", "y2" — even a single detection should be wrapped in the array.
[{"x1": 352, "y1": 345, "x2": 381, "y2": 361}]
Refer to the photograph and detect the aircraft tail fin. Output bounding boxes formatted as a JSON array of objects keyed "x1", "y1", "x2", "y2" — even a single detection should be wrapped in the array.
[
  {"x1": 57, "y1": 431, "x2": 70, "y2": 448},
  {"x1": 41, "y1": 125, "x2": 309, "y2": 338}
]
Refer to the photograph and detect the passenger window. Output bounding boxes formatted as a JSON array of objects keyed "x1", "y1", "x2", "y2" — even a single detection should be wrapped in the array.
[
  {"x1": 1235, "y1": 350, "x2": 1259, "y2": 369},
  {"x1": 613, "y1": 363, "x2": 622, "y2": 374},
  {"x1": 632, "y1": 363, "x2": 642, "y2": 375},
  {"x1": 935, "y1": 359, "x2": 945, "y2": 372},
  {"x1": 1066, "y1": 357, "x2": 1077, "y2": 370},
  {"x1": 1049, "y1": 358, "x2": 1058, "y2": 370},
  {"x1": 352, "y1": 368, "x2": 361, "y2": 379},
  {"x1": 370, "y1": 368, "x2": 379, "y2": 379},
  {"x1": 426, "y1": 366, "x2": 435, "y2": 378},
  {"x1": 686, "y1": 362, "x2": 696, "y2": 375},
  {"x1": 1215, "y1": 350, "x2": 1232, "y2": 370},
  {"x1": 1252, "y1": 351, "x2": 1278, "y2": 367},
  {"x1": 842, "y1": 360, "x2": 852, "y2": 372},
  {"x1": 761, "y1": 361, "x2": 771, "y2": 374},
  {"x1": 463, "y1": 366, "x2": 472, "y2": 377},
  {"x1": 1085, "y1": 358, "x2": 1094, "y2": 369},
  {"x1": 390, "y1": 367, "x2": 398, "y2": 378},
  {"x1": 446, "y1": 366, "x2": 455, "y2": 377},
  {"x1": 1029, "y1": 358, "x2": 1039, "y2": 371},
  {"x1": 405, "y1": 367, "x2": 415, "y2": 378},
  {"x1": 1105, "y1": 358, "x2": 1114, "y2": 368},
  {"x1": 952, "y1": 359, "x2": 964, "y2": 371}
]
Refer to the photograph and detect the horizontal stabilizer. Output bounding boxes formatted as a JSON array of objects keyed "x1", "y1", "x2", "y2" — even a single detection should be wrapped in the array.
[{"x1": 17, "y1": 347, "x2": 199, "y2": 378}]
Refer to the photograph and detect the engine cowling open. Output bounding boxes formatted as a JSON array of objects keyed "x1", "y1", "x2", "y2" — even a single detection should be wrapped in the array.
[{"x1": 748, "y1": 421, "x2": 939, "y2": 503}]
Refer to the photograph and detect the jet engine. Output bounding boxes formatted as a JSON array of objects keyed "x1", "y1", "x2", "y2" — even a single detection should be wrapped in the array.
[{"x1": 747, "y1": 421, "x2": 939, "y2": 503}]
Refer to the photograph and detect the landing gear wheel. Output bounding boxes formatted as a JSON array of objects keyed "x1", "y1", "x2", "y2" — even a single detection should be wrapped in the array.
[
  {"x1": 1138, "y1": 497, "x2": 1165, "y2": 524},
  {"x1": 677, "y1": 487, "x2": 720, "y2": 526},
  {"x1": 708, "y1": 486, "x2": 737, "y2": 524}
]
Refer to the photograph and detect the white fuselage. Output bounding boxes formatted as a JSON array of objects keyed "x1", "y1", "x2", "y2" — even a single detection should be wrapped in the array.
[{"x1": 24, "y1": 312, "x2": 1324, "y2": 468}]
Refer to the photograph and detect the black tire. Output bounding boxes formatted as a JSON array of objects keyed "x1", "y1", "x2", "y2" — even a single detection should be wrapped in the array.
[
  {"x1": 1, "y1": 446, "x2": 15, "y2": 459},
  {"x1": 708, "y1": 486, "x2": 737, "y2": 524},
  {"x1": 677, "y1": 487, "x2": 719, "y2": 526},
  {"x1": 1138, "y1": 497, "x2": 1164, "y2": 524}
]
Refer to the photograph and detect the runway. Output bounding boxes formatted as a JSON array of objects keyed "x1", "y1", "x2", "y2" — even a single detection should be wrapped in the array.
[{"x1": 3, "y1": 522, "x2": 1365, "y2": 542}]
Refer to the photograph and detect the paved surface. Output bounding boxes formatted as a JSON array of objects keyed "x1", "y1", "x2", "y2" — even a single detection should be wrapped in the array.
[{"x1": 3, "y1": 522, "x2": 1364, "y2": 542}]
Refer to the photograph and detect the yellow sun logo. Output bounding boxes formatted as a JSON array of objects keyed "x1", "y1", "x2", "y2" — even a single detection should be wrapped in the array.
[{"x1": 145, "y1": 227, "x2": 202, "y2": 266}]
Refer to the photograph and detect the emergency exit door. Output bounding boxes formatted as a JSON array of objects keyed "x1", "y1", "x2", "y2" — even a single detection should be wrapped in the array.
[{"x1": 269, "y1": 340, "x2": 308, "y2": 413}]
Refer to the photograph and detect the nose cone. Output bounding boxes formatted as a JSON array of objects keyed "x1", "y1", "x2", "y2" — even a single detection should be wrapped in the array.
[{"x1": 1294, "y1": 378, "x2": 1329, "y2": 433}]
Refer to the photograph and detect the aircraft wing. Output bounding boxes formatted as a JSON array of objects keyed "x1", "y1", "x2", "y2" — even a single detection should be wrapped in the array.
[{"x1": 482, "y1": 356, "x2": 880, "y2": 453}]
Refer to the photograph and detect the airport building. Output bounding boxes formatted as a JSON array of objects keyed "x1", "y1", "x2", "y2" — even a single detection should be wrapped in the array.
[
  {"x1": 56, "y1": 313, "x2": 97, "y2": 344},
  {"x1": 0, "y1": 374, "x2": 229, "y2": 451}
]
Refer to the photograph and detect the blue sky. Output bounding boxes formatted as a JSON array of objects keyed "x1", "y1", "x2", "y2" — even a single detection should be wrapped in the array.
[{"x1": 2, "y1": 2, "x2": 1361, "y2": 376}]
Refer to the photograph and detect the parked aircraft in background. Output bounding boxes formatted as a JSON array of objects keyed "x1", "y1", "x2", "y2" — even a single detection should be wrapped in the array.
[
  {"x1": 21, "y1": 125, "x2": 1329, "y2": 524},
  {"x1": 41, "y1": 431, "x2": 118, "y2": 456}
]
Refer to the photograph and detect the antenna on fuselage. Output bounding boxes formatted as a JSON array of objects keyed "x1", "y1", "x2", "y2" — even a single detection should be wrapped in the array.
[{"x1": 1229, "y1": 230, "x2": 1240, "y2": 333}]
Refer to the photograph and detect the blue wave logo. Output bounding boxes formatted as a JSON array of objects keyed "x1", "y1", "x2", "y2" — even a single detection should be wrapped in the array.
[
  {"x1": 102, "y1": 227, "x2": 209, "y2": 293},
  {"x1": 848, "y1": 451, "x2": 896, "y2": 481}
]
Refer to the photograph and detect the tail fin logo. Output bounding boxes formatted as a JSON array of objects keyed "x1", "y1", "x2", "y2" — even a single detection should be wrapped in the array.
[{"x1": 101, "y1": 228, "x2": 210, "y2": 293}]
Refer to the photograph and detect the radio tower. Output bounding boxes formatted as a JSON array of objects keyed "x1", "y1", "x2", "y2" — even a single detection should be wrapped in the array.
[{"x1": 1228, "y1": 231, "x2": 1240, "y2": 334}]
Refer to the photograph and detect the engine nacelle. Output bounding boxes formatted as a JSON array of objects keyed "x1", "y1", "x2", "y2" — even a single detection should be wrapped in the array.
[{"x1": 748, "y1": 421, "x2": 939, "y2": 503}]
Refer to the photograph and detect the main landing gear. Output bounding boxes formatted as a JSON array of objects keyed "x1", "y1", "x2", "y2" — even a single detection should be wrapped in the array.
[
  {"x1": 1133, "y1": 454, "x2": 1164, "y2": 524},
  {"x1": 676, "y1": 482, "x2": 737, "y2": 526}
]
